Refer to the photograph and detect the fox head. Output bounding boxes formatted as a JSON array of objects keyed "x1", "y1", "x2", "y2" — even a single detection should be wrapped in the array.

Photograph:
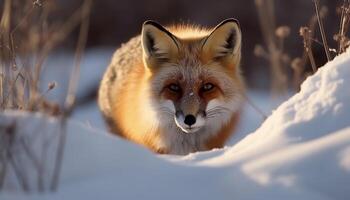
[{"x1": 141, "y1": 19, "x2": 244, "y2": 135}]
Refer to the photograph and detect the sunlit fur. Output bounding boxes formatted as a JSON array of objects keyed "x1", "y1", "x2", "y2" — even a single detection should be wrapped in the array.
[{"x1": 98, "y1": 19, "x2": 245, "y2": 155}]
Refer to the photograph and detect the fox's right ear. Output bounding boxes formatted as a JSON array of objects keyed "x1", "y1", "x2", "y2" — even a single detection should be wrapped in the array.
[{"x1": 141, "y1": 21, "x2": 179, "y2": 68}]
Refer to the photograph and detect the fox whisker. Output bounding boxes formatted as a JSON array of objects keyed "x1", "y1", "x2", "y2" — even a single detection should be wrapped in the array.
[
  {"x1": 207, "y1": 106, "x2": 232, "y2": 113},
  {"x1": 207, "y1": 108, "x2": 230, "y2": 115},
  {"x1": 159, "y1": 107, "x2": 175, "y2": 116}
]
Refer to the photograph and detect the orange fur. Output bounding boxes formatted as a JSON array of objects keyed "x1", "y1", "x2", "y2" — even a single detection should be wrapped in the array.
[{"x1": 98, "y1": 19, "x2": 244, "y2": 155}]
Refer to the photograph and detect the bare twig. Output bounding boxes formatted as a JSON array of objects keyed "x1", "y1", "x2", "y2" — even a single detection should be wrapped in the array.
[
  {"x1": 300, "y1": 27, "x2": 317, "y2": 73},
  {"x1": 50, "y1": 116, "x2": 67, "y2": 191},
  {"x1": 0, "y1": 159, "x2": 5, "y2": 190},
  {"x1": 336, "y1": 0, "x2": 350, "y2": 53},
  {"x1": 255, "y1": 0, "x2": 289, "y2": 95},
  {"x1": 19, "y1": 138, "x2": 44, "y2": 191},
  {"x1": 314, "y1": 0, "x2": 331, "y2": 61},
  {"x1": 8, "y1": 150, "x2": 30, "y2": 192},
  {"x1": 338, "y1": 0, "x2": 347, "y2": 53},
  {"x1": 64, "y1": 0, "x2": 92, "y2": 115},
  {"x1": 0, "y1": 0, "x2": 12, "y2": 107},
  {"x1": 0, "y1": 134, "x2": 8, "y2": 190},
  {"x1": 243, "y1": 94, "x2": 267, "y2": 120},
  {"x1": 50, "y1": 0, "x2": 92, "y2": 191},
  {"x1": 3, "y1": 121, "x2": 30, "y2": 192}
]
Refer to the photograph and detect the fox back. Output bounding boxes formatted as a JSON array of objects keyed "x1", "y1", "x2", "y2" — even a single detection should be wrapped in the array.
[{"x1": 98, "y1": 19, "x2": 245, "y2": 155}]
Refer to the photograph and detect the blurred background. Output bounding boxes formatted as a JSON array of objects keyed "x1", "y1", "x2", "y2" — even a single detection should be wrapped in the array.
[
  {"x1": 0, "y1": 0, "x2": 347, "y2": 126},
  {"x1": 59, "y1": 0, "x2": 339, "y2": 88}
]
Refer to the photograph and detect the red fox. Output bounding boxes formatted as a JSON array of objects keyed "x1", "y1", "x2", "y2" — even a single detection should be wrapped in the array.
[{"x1": 98, "y1": 19, "x2": 245, "y2": 155}]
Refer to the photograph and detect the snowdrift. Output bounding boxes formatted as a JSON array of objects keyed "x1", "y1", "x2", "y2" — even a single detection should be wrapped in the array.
[{"x1": 1, "y1": 48, "x2": 350, "y2": 200}]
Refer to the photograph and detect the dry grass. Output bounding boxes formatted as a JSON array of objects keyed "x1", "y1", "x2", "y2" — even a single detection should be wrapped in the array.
[
  {"x1": 0, "y1": 0, "x2": 92, "y2": 192},
  {"x1": 314, "y1": 0, "x2": 332, "y2": 61},
  {"x1": 295, "y1": 0, "x2": 350, "y2": 89},
  {"x1": 250, "y1": 0, "x2": 350, "y2": 119},
  {"x1": 254, "y1": 0, "x2": 350, "y2": 93},
  {"x1": 335, "y1": 0, "x2": 350, "y2": 54},
  {"x1": 0, "y1": 0, "x2": 91, "y2": 114},
  {"x1": 254, "y1": 0, "x2": 289, "y2": 96}
]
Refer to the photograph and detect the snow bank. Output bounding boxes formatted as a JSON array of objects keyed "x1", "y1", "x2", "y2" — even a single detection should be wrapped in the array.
[
  {"x1": 1, "y1": 49, "x2": 350, "y2": 200},
  {"x1": 194, "y1": 47, "x2": 350, "y2": 166}
]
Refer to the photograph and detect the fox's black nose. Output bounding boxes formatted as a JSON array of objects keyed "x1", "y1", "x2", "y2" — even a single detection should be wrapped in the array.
[{"x1": 184, "y1": 115, "x2": 196, "y2": 126}]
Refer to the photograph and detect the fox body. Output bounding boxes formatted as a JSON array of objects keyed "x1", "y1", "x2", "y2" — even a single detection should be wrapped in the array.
[{"x1": 98, "y1": 19, "x2": 245, "y2": 155}]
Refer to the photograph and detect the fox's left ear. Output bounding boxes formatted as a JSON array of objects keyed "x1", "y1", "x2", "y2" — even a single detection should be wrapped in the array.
[{"x1": 202, "y1": 18, "x2": 241, "y2": 64}]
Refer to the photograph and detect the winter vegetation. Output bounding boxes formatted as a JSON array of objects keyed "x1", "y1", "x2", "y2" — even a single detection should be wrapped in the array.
[{"x1": 1, "y1": 0, "x2": 350, "y2": 199}]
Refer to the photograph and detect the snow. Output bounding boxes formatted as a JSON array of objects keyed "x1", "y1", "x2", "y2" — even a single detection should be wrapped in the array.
[
  {"x1": 40, "y1": 48, "x2": 113, "y2": 105},
  {"x1": 1, "y1": 48, "x2": 350, "y2": 199},
  {"x1": 71, "y1": 101, "x2": 106, "y2": 132}
]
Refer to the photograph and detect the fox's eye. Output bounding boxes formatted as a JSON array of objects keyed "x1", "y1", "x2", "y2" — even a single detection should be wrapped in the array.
[
  {"x1": 202, "y1": 83, "x2": 215, "y2": 92},
  {"x1": 168, "y1": 83, "x2": 181, "y2": 92}
]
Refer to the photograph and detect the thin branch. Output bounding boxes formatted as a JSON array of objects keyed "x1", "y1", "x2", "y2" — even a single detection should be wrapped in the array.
[
  {"x1": 51, "y1": 0, "x2": 92, "y2": 191},
  {"x1": 314, "y1": 0, "x2": 331, "y2": 61},
  {"x1": 306, "y1": 47, "x2": 317, "y2": 72},
  {"x1": 0, "y1": 137, "x2": 8, "y2": 190},
  {"x1": 4, "y1": 121, "x2": 30, "y2": 192},
  {"x1": 338, "y1": 0, "x2": 347, "y2": 53},
  {"x1": 255, "y1": 0, "x2": 288, "y2": 95},
  {"x1": 64, "y1": 0, "x2": 92, "y2": 114},
  {"x1": 50, "y1": 116, "x2": 67, "y2": 191},
  {"x1": 20, "y1": 138, "x2": 43, "y2": 192},
  {"x1": 243, "y1": 93, "x2": 267, "y2": 120},
  {"x1": 8, "y1": 149, "x2": 30, "y2": 192},
  {"x1": 300, "y1": 27, "x2": 317, "y2": 73}
]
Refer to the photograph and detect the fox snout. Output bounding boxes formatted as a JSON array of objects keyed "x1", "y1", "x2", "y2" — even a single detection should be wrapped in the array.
[
  {"x1": 184, "y1": 114, "x2": 196, "y2": 126},
  {"x1": 175, "y1": 93, "x2": 206, "y2": 133},
  {"x1": 174, "y1": 110, "x2": 206, "y2": 133}
]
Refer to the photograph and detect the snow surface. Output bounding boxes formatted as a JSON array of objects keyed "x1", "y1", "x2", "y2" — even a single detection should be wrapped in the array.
[
  {"x1": 1, "y1": 48, "x2": 350, "y2": 199},
  {"x1": 40, "y1": 48, "x2": 113, "y2": 105}
]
